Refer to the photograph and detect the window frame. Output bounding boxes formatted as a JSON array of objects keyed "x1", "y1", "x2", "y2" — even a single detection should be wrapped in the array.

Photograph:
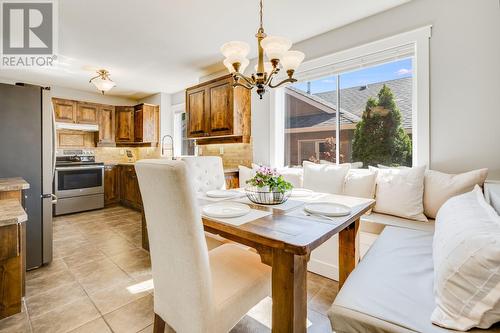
[{"x1": 270, "y1": 26, "x2": 431, "y2": 168}]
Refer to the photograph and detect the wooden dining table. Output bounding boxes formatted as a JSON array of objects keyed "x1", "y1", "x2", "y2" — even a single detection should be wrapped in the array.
[{"x1": 198, "y1": 193, "x2": 375, "y2": 333}]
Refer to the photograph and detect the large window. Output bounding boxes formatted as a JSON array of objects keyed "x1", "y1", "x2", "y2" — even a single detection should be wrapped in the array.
[{"x1": 284, "y1": 57, "x2": 414, "y2": 168}]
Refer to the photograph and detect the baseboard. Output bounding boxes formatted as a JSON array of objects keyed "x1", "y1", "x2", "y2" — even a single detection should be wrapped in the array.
[{"x1": 308, "y1": 258, "x2": 339, "y2": 281}]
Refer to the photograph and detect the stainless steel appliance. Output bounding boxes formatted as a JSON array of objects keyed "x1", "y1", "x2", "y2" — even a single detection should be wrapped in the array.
[
  {"x1": 0, "y1": 83, "x2": 56, "y2": 269},
  {"x1": 54, "y1": 150, "x2": 104, "y2": 215}
]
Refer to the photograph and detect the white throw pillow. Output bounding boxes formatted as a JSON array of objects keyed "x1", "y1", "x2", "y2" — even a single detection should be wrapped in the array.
[
  {"x1": 302, "y1": 161, "x2": 350, "y2": 194},
  {"x1": 423, "y1": 168, "x2": 488, "y2": 219},
  {"x1": 370, "y1": 165, "x2": 428, "y2": 222},
  {"x1": 432, "y1": 186, "x2": 500, "y2": 330},
  {"x1": 343, "y1": 169, "x2": 377, "y2": 199},
  {"x1": 277, "y1": 167, "x2": 303, "y2": 188},
  {"x1": 238, "y1": 165, "x2": 255, "y2": 188}
]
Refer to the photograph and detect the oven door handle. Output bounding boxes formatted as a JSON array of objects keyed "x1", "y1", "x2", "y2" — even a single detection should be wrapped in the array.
[{"x1": 55, "y1": 165, "x2": 105, "y2": 171}]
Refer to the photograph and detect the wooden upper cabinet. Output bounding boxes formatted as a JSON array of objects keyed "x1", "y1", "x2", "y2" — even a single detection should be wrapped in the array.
[
  {"x1": 186, "y1": 87, "x2": 208, "y2": 137},
  {"x1": 209, "y1": 81, "x2": 233, "y2": 136},
  {"x1": 115, "y1": 106, "x2": 135, "y2": 142},
  {"x1": 97, "y1": 105, "x2": 115, "y2": 145},
  {"x1": 185, "y1": 75, "x2": 251, "y2": 143},
  {"x1": 134, "y1": 104, "x2": 158, "y2": 143},
  {"x1": 76, "y1": 102, "x2": 99, "y2": 124},
  {"x1": 52, "y1": 98, "x2": 76, "y2": 123},
  {"x1": 52, "y1": 97, "x2": 159, "y2": 147}
]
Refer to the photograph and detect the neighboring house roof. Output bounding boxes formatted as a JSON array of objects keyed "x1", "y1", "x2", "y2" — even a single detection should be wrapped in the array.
[{"x1": 285, "y1": 77, "x2": 412, "y2": 130}]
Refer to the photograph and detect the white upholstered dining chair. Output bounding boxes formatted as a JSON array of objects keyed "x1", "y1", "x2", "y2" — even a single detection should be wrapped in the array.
[
  {"x1": 182, "y1": 156, "x2": 226, "y2": 194},
  {"x1": 182, "y1": 156, "x2": 227, "y2": 250},
  {"x1": 135, "y1": 159, "x2": 271, "y2": 333}
]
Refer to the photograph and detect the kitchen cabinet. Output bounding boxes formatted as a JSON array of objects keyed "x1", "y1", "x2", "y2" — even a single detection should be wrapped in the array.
[
  {"x1": 53, "y1": 98, "x2": 77, "y2": 123},
  {"x1": 115, "y1": 106, "x2": 135, "y2": 143},
  {"x1": 76, "y1": 102, "x2": 99, "y2": 124},
  {"x1": 57, "y1": 130, "x2": 95, "y2": 148},
  {"x1": 104, "y1": 165, "x2": 120, "y2": 206},
  {"x1": 186, "y1": 86, "x2": 207, "y2": 137},
  {"x1": 134, "y1": 103, "x2": 159, "y2": 143},
  {"x1": 119, "y1": 165, "x2": 142, "y2": 210},
  {"x1": 185, "y1": 74, "x2": 251, "y2": 144},
  {"x1": 97, "y1": 105, "x2": 115, "y2": 146}
]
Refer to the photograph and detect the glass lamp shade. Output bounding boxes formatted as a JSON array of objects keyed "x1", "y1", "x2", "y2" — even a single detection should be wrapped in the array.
[
  {"x1": 220, "y1": 41, "x2": 250, "y2": 58},
  {"x1": 91, "y1": 77, "x2": 116, "y2": 93},
  {"x1": 224, "y1": 58, "x2": 249, "y2": 73},
  {"x1": 261, "y1": 36, "x2": 292, "y2": 60},
  {"x1": 280, "y1": 50, "x2": 305, "y2": 71},
  {"x1": 254, "y1": 62, "x2": 273, "y2": 74}
]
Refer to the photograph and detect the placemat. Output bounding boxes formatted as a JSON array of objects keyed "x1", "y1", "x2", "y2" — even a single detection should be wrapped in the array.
[{"x1": 202, "y1": 208, "x2": 272, "y2": 226}]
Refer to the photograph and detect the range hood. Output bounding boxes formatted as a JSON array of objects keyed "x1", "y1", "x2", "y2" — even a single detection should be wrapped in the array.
[{"x1": 55, "y1": 122, "x2": 99, "y2": 132}]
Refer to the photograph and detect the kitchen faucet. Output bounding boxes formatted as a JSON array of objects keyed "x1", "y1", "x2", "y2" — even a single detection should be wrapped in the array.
[{"x1": 161, "y1": 134, "x2": 175, "y2": 160}]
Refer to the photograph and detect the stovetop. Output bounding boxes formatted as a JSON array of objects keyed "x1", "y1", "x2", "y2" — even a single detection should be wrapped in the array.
[
  {"x1": 55, "y1": 149, "x2": 102, "y2": 167},
  {"x1": 55, "y1": 161, "x2": 104, "y2": 167}
]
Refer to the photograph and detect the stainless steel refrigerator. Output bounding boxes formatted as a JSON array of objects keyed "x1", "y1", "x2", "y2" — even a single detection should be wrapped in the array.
[{"x1": 0, "y1": 82, "x2": 55, "y2": 269}]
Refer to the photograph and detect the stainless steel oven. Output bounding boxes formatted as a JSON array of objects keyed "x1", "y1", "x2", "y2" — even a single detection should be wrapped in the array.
[
  {"x1": 55, "y1": 165, "x2": 104, "y2": 198},
  {"x1": 54, "y1": 150, "x2": 104, "y2": 215}
]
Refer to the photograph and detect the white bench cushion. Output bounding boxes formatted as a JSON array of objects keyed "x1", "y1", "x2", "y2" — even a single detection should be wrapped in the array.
[{"x1": 328, "y1": 226, "x2": 500, "y2": 333}]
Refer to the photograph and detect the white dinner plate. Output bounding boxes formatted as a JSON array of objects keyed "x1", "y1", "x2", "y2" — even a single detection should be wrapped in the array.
[
  {"x1": 304, "y1": 202, "x2": 351, "y2": 217},
  {"x1": 291, "y1": 188, "x2": 314, "y2": 197},
  {"x1": 206, "y1": 190, "x2": 238, "y2": 198},
  {"x1": 202, "y1": 202, "x2": 251, "y2": 218}
]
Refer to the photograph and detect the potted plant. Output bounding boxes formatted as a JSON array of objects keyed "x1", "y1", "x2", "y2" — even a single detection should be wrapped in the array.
[{"x1": 245, "y1": 166, "x2": 293, "y2": 205}]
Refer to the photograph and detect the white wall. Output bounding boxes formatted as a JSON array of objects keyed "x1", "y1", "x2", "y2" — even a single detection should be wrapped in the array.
[
  {"x1": 251, "y1": 92, "x2": 272, "y2": 165},
  {"x1": 171, "y1": 91, "x2": 185, "y2": 106}
]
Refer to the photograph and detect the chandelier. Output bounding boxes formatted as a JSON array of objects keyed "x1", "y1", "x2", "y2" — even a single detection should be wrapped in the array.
[
  {"x1": 220, "y1": 0, "x2": 305, "y2": 99},
  {"x1": 89, "y1": 69, "x2": 116, "y2": 94}
]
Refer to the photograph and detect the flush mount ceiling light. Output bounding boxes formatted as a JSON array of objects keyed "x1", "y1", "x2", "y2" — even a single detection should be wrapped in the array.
[
  {"x1": 89, "y1": 69, "x2": 116, "y2": 94},
  {"x1": 220, "y1": 0, "x2": 305, "y2": 99}
]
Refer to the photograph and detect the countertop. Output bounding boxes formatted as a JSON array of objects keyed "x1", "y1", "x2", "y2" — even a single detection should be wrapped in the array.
[
  {"x1": 0, "y1": 199, "x2": 27, "y2": 226},
  {"x1": 104, "y1": 162, "x2": 239, "y2": 173},
  {"x1": 0, "y1": 177, "x2": 30, "y2": 191},
  {"x1": 104, "y1": 162, "x2": 136, "y2": 166}
]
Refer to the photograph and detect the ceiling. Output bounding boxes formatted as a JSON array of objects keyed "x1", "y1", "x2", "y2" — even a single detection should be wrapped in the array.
[{"x1": 0, "y1": 0, "x2": 409, "y2": 99}]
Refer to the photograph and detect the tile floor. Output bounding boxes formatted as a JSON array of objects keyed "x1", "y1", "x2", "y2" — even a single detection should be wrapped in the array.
[{"x1": 0, "y1": 206, "x2": 341, "y2": 333}]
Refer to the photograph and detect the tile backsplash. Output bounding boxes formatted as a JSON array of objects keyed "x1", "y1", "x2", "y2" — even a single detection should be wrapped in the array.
[
  {"x1": 94, "y1": 147, "x2": 161, "y2": 164},
  {"x1": 198, "y1": 143, "x2": 253, "y2": 169},
  {"x1": 88, "y1": 143, "x2": 252, "y2": 169}
]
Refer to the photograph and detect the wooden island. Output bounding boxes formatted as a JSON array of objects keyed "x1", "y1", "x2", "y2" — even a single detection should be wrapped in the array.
[{"x1": 0, "y1": 177, "x2": 29, "y2": 319}]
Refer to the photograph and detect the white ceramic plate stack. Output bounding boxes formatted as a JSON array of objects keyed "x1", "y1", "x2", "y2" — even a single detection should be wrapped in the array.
[
  {"x1": 304, "y1": 202, "x2": 351, "y2": 217},
  {"x1": 202, "y1": 202, "x2": 251, "y2": 218},
  {"x1": 206, "y1": 190, "x2": 238, "y2": 198}
]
